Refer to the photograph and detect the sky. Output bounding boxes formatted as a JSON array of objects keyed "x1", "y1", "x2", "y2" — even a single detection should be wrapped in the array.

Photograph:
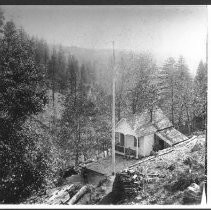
[{"x1": 1, "y1": 5, "x2": 208, "y2": 75}]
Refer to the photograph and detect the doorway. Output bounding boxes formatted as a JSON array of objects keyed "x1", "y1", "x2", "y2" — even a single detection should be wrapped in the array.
[
  {"x1": 120, "y1": 133, "x2": 125, "y2": 146},
  {"x1": 154, "y1": 134, "x2": 165, "y2": 151}
]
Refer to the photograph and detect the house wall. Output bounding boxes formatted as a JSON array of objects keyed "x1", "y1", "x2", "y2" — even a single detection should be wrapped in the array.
[
  {"x1": 125, "y1": 134, "x2": 135, "y2": 149},
  {"x1": 138, "y1": 137, "x2": 145, "y2": 156},
  {"x1": 123, "y1": 134, "x2": 155, "y2": 157},
  {"x1": 125, "y1": 135, "x2": 146, "y2": 157},
  {"x1": 143, "y1": 134, "x2": 154, "y2": 156}
]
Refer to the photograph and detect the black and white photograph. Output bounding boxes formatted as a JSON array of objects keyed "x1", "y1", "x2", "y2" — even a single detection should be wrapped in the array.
[{"x1": 0, "y1": 5, "x2": 208, "y2": 207}]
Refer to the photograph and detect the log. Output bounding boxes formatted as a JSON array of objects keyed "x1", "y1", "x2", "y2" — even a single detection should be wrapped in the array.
[
  {"x1": 68, "y1": 185, "x2": 89, "y2": 205},
  {"x1": 47, "y1": 184, "x2": 74, "y2": 205}
]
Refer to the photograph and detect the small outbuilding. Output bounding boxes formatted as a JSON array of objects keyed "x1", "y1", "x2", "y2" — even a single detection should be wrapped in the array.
[{"x1": 115, "y1": 107, "x2": 188, "y2": 158}]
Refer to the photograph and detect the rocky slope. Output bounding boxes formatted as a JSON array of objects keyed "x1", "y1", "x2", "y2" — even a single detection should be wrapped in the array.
[
  {"x1": 112, "y1": 134, "x2": 206, "y2": 205},
  {"x1": 22, "y1": 134, "x2": 206, "y2": 205}
]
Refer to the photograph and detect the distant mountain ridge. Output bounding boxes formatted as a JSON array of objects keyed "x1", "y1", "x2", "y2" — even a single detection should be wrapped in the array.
[
  {"x1": 47, "y1": 44, "x2": 196, "y2": 95},
  {"x1": 50, "y1": 44, "x2": 199, "y2": 76}
]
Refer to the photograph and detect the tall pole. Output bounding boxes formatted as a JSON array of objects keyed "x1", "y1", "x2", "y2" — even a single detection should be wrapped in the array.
[
  {"x1": 112, "y1": 41, "x2": 116, "y2": 175},
  {"x1": 205, "y1": 20, "x2": 208, "y2": 203},
  {"x1": 52, "y1": 48, "x2": 56, "y2": 129}
]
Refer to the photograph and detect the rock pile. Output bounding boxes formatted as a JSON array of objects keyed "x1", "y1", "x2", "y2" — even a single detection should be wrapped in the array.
[
  {"x1": 112, "y1": 168, "x2": 159, "y2": 201},
  {"x1": 183, "y1": 183, "x2": 203, "y2": 204}
]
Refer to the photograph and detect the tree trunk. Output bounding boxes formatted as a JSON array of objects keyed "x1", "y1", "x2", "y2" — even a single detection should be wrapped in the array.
[
  {"x1": 184, "y1": 102, "x2": 191, "y2": 135},
  {"x1": 75, "y1": 147, "x2": 79, "y2": 166},
  {"x1": 150, "y1": 107, "x2": 153, "y2": 122},
  {"x1": 132, "y1": 102, "x2": 136, "y2": 114},
  {"x1": 178, "y1": 104, "x2": 184, "y2": 130},
  {"x1": 52, "y1": 59, "x2": 55, "y2": 127},
  {"x1": 132, "y1": 91, "x2": 138, "y2": 114},
  {"x1": 75, "y1": 120, "x2": 81, "y2": 166},
  {"x1": 171, "y1": 85, "x2": 174, "y2": 125},
  {"x1": 68, "y1": 186, "x2": 89, "y2": 205},
  {"x1": 117, "y1": 98, "x2": 121, "y2": 122}
]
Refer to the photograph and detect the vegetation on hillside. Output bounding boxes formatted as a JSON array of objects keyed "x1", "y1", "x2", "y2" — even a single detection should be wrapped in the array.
[
  {"x1": 0, "y1": 8, "x2": 207, "y2": 204},
  {"x1": 120, "y1": 134, "x2": 206, "y2": 205}
]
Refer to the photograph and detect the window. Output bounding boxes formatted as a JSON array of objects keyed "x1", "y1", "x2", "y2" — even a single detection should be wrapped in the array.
[
  {"x1": 134, "y1": 137, "x2": 140, "y2": 147},
  {"x1": 120, "y1": 133, "x2": 124, "y2": 146}
]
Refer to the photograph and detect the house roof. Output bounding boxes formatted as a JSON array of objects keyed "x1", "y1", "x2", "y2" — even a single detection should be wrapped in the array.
[
  {"x1": 156, "y1": 127, "x2": 188, "y2": 146},
  {"x1": 135, "y1": 124, "x2": 157, "y2": 137},
  {"x1": 85, "y1": 155, "x2": 138, "y2": 176},
  {"x1": 116, "y1": 107, "x2": 172, "y2": 137}
]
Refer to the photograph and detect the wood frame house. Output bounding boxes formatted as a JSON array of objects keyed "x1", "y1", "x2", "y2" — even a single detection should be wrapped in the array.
[{"x1": 115, "y1": 107, "x2": 188, "y2": 159}]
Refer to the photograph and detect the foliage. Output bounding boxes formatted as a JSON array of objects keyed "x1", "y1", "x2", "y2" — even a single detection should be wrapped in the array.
[
  {"x1": 117, "y1": 53, "x2": 160, "y2": 116},
  {"x1": 192, "y1": 61, "x2": 207, "y2": 130},
  {"x1": 0, "y1": 21, "x2": 47, "y2": 123},
  {"x1": 157, "y1": 56, "x2": 206, "y2": 134},
  {"x1": 0, "y1": 8, "x2": 4, "y2": 31},
  {"x1": 0, "y1": 6, "x2": 207, "y2": 204},
  {"x1": 158, "y1": 57, "x2": 177, "y2": 123},
  {"x1": 59, "y1": 61, "x2": 97, "y2": 165},
  {"x1": 91, "y1": 84, "x2": 112, "y2": 152},
  {"x1": 0, "y1": 20, "x2": 47, "y2": 203}
]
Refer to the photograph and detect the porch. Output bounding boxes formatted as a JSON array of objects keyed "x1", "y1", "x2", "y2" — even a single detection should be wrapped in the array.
[
  {"x1": 115, "y1": 131, "x2": 153, "y2": 158},
  {"x1": 115, "y1": 143, "x2": 136, "y2": 157}
]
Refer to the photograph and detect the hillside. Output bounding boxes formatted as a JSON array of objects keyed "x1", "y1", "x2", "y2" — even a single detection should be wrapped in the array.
[
  {"x1": 34, "y1": 89, "x2": 65, "y2": 127},
  {"x1": 22, "y1": 134, "x2": 206, "y2": 205},
  {"x1": 51, "y1": 45, "x2": 157, "y2": 94},
  {"x1": 111, "y1": 134, "x2": 206, "y2": 205}
]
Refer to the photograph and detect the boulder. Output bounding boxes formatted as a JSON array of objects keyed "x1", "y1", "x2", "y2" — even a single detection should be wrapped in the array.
[
  {"x1": 183, "y1": 183, "x2": 202, "y2": 204},
  {"x1": 191, "y1": 142, "x2": 204, "y2": 153}
]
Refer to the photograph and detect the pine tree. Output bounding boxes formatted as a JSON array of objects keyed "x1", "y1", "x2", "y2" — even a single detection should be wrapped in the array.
[
  {"x1": 47, "y1": 48, "x2": 57, "y2": 127},
  {"x1": 66, "y1": 54, "x2": 78, "y2": 94},
  {"x1": 60, "y1": 63, "x2": 97, "y2": 166},
  {"x1": 0, "y1": 8, "x2": 4, "y2": 31},
  {"x1": 193, "y1": 61, "x2": 207, "y2": 130},
  {"x1": 0, "y1": 21, "x2": 47, "y2": 203},
  {"x1": 174, "y1": 56, "x2": 193, "y2": 133},
  {"x1": 115, "y1": 57, "x2": 128, "y2": 121},
  {"x1": 56, "y1": 46, "x2": 67, "y2": 92},
  {"x1": 125, "y1": 53, "x2": 158, "y2": 115},
  {"x1": 0, "y1": 21, "x2": 46, "y2": 124},
  {"x1": 158, "y1": 57, "x2": 176, "y2": 124},
  {"x1": 91, "y1": 84, "x2": 112, "y2": 154}
]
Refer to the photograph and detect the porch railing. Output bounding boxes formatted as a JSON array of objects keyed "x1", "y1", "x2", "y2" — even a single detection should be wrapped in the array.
[
  {"x1": 115, "y1": 144, "x2": 136, "y2": 157},
  {"x1": 125, "y1": 147, "x2": 136, "y2": 156},
  {"x1": 115, "y1": 144, "x2": 124, "y2": 153}
]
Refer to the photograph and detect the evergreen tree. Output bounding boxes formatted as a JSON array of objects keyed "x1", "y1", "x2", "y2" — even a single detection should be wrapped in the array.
[
  {"x1": 0, "y1": 21, "x2": 46, "y2": 124},
  {"x1": 66, "y1": 54, "x2": 78, "y2": 94},
  {"x1": 0, "y1": 21, "x2": 47, "y2": 203},
  {"x1": 91, "y1": 84, "x2": 112, "y2": 154},
  {"x1": 125, "y1": 53, "x2": 158, "y2": 115},
  {"x1": 115, "y1": 57, "x2": 129, "y2": 121},
  {"x1": 158, "y1": 57, "x2": 177, "y2": 124},
  {"x1": 193, "y1": 61, "x2": 207, "y2": 130},
  {"x1": 174, "y1": 56, "x2": 193, "y2": 133},
  {"x1": 60, "y1": 63, "x2": 97, "y2": 166},
  {"x1": 56, "y1": 46, "x2": 67, "y2": 92},
  {"x1": 33, "y1": 37, "x2": 49, "y2": 68},
  {"x1": 0, "y1": 8, "x2": 4, "y2": 31}
]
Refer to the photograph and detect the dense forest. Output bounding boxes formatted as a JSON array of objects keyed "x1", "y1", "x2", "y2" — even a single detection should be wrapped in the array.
[{"x1": 0, "y1": 9, "x2": 207, "y2": 203}]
